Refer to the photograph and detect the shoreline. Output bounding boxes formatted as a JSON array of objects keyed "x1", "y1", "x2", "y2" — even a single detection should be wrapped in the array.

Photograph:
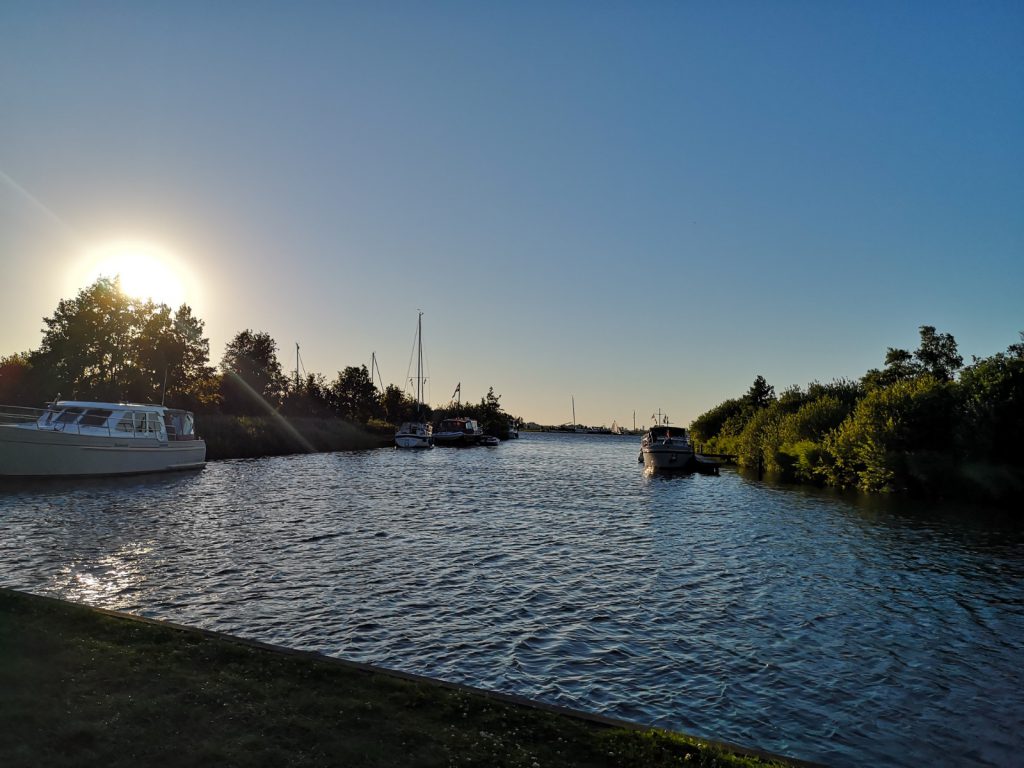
[{"x1": 0, "y1": 587, "x2": 813, "y2": 767}]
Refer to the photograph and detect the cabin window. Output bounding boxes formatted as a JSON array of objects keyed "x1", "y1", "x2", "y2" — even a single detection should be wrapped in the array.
[
  {"x1": 80, "y1": 409, "x2": 113, "y2": 427},
  {"x1": 115, "y1": 414, "x2": 137, "y2": 432},
  {"x1": 55, "y1": 408, "x2": 84, "y2": 424}
]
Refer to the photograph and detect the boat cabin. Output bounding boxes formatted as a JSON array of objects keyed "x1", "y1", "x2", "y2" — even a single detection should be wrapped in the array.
[
  {"x1": 34, "y1": 401, "x2": 200, "y2": 440},
  {"x1": 438, "y1": 417, "x2": 481, "y2": 434},
  {"x1": 647, "y1": 426, "x2": 688, "y2": 441}
]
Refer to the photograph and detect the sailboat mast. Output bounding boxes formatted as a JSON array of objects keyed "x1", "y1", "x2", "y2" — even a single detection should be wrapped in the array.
[
  {"x1": 416, "y1": 311, "x2": 424, "y2": 409},
  {"x1": 572, "y1": 396, "x2": 576, "y2": 429}
]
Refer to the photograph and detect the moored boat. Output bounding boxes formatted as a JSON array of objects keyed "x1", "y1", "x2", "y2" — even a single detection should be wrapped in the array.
[
  {"x1": 395, "y1": 421, "x2": 433, "y2": 449},
  {"x1": 433, "y1": 416, "x2": 484, "y2": 447},
  {"x1": 0, "y1": 400, "x2": 206, "y2": 477},
  {"x1": 640, "y1": 423, "x2": 719, "y2": 475},
  {"x1": 395, "y1": 312, "x2": 433, "y2": 449}
]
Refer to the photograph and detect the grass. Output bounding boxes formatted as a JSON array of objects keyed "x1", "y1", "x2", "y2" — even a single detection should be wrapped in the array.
[{"x1": 0, "y1": 589, "x2": 806, "y2": 768}]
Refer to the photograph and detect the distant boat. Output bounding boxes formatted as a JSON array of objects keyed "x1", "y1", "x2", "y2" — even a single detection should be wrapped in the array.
[
  {"x1": 395, "y1": 313, "x2": 433, "y2": 450},
  {"x1": 0, "y1": 400, "x2": 206, "y2": 476}
]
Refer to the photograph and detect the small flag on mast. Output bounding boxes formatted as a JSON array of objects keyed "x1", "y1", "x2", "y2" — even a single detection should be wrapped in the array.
[{"x1": 452, "y1": 382, "x2": 461, "y2": 399}]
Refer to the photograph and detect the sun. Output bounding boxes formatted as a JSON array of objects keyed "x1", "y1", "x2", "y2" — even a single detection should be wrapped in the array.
[{"x1": 77, "y1": 241, "x2": 192, "y2": 308}]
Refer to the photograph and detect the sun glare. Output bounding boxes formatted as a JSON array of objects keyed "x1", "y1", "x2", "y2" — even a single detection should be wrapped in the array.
[{"x1": 75, "y1": 241, "x2": 193, "y2": 309}]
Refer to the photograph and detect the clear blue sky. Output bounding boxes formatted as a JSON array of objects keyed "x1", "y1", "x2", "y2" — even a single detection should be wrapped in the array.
[{"x1": 2, "y1": 1, "x2": 1022, "y2": 426}]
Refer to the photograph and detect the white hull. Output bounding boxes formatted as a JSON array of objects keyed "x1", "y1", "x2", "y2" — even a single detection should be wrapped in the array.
[
  {"x1": 395, "y1": 420, "x2": 433, "y2": 449},
  {"x1": 642, "y1": 444, "x2": 698, "y2": 472},
  {"x1": 395, "y1": 433, "x2": 433, "y2": 449},
  {"x1": 0, "y1": 424, "x2": 206, "y2": 477}
]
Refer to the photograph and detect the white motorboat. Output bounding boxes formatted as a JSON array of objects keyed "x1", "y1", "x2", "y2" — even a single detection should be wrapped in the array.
[
  {"x1": 396, "y1": 312, "x2": 433, "y2": 449},
  {"x1": 0, "y1": 400, "x2": 206, "y2": 477},
  {"x1": 640, "y1": 423, "x2": 719, "y2": 475},
  {"x1": 395, "y1": 421, "x2": 433, "y2": 450}
]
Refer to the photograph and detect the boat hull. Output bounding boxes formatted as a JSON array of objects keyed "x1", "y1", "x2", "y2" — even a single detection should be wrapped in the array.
[
  {"x1": 395, "y1": 433, "x2": 433, "y2": 449},
  {"x1": 642, "y1": 446, "x2": 719, "y2": 474},
  {"x1": 433, "y1": 432, "x2": 482, "y2": 447},
  {"x1": 0, "y1": 424, "x2": 206, "y2": 477}
]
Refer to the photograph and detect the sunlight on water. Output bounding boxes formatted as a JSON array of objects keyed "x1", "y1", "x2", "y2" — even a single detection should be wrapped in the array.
[{"x1": 1, "y1": 433, "x2": 1022, "y2": 767}]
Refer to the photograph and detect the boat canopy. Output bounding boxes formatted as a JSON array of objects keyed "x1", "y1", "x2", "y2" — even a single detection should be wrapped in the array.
[
  {"x1": 35, "y1": 401, "x2": 198, "y2": 440},
  {"x1": 648, "y1": 426, "x2": 687, "y2": 439}
]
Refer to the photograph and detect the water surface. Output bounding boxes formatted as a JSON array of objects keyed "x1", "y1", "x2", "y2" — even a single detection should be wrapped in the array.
[{"x1": 2, "y1": 433, "x2": 1022, "y2": 766}]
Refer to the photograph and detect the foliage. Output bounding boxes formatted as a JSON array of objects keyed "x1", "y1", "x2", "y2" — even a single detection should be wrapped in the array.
[
  {"x1": 690, "y1": 397, "x2": 745, "y2": 444},
  {"x1": 329, "y1": 365, "x2": 380, "y2": 424},
  {"x1": 200, "y1": 414, "x2": 387, "y2": 459},
  {"x1": 0, "y1": 352, "x2": 35, "y2": 406},
  {"x1": 431, "y1": 386, "x2": 512, "y2": 439},
  {"x1": 690, "y1": 329, "x2": 1022, "y2": 504},
  {"x1": 22, "y1": 277, "x2": 217, "y2": 407},
  {"x1": 218, "y1": 329, "x2": 289, "y2": 414},
  {"x1": 745, "y1": 375, "x2": 776, "y2": 409},
  {"x1": 863, "y1": 325, "x2": 963, "y2": 388}
]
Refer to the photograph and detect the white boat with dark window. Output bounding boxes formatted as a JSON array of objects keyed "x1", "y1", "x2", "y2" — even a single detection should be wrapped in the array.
[
  {"x1": 395, "y1": 312, "x2": 433, "y2": 449},
  {"x1": 0, "y1": 400, "x2": 206, "y2": 477},
  {"x1": 640, "y1": 422, "x2": 719, "y2": 475}
]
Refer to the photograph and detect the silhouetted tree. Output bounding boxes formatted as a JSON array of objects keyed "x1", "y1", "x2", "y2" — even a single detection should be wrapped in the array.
[
  {"x1": 24, "y1": 277, "x2": 216, "y2": 405},
  {"x1": 330, "y1": 365, "x2": 379, "y2": 423},
  {"x1": 219, "y1": 330, "x2": 288, "y2": 413},
  {"x1": 745, "y1": 375, "x2": 776, "y2": 409}
]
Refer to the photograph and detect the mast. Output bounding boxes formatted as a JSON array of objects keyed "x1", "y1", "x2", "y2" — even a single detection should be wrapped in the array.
[
  {"x1": 370, "y1": 351, "x2": 384, "y2": 392},
  {"x1": 572, "y1": 395, "x2": 576, "y2": 430},
  {"x1": 295, "y1": 343, "x2": 300, "y2": 390},
  {"x1": 416, "y1": 311, "x2": 424, "y2": 413}
]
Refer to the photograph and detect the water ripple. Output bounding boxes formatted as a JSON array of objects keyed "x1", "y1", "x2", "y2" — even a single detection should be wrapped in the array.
[{"x1": 2, "y1": 433, "x2": 1023, "y2": 767}]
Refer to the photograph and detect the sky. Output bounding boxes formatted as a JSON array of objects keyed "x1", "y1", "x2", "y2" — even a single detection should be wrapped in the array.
[{"x1": 2, "y1": 1, "x2": 1022, "y2": 427}]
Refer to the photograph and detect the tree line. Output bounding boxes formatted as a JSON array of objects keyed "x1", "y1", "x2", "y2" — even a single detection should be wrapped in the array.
[
  {"x1": 0, "y1": 278, "x2": 516, "y2": 437},
  {"x1": 690, "y1": 326, "x2": 1024, "y2": 504}
]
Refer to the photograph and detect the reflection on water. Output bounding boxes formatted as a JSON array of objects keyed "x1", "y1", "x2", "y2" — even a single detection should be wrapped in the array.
[{"x1": 1, "y1": 434, "x2": 1022, "y2": 767}]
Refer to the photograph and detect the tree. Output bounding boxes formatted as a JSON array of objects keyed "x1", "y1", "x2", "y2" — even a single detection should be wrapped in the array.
[
  {"x1": 864, "y1": 327, "x2": 962, "y2": 388},
  {"x1": 330, "y1": 365, "x2": 379, "y2": 423},
  {"x1": 914, "y1": 325, "x2": 962, "y2": 382},
  {"x1": 380, "y1": 383, "x2": 418, "y2": 424},
  {"x1": 219, "y1": 330, "x2": 288, "y2": 413},
  {"x1": 0, "y1": 353, "x2": 35, "y2": 406},
  {"x1": 690, "y1": 397, "x2": 745, "y2": 443},
  {"x1": 745, "y1": 375, "x2": 776, "y2": 409},
  {"x1": 25, "y1": 277, "x2": 216, "y2": 405},
  {"x1": 281, "y1": 373, "x2": 334, "y2": 417}
]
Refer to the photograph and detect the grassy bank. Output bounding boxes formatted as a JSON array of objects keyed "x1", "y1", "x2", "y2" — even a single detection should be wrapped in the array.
[
  {"x1": 199, "y1": 415, "x2": 392, "y2": 460},
  {"x1": 0, "y1": 589, "x2": 807, "y2": 768}
]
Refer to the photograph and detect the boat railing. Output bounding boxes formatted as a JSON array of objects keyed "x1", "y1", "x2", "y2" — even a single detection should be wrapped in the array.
[
  {"x1": 0, "y1": 405, "x2": 46, "y2": 426},
  {"x1": 0, "y1": 404, "x2": 197, "y2": 441}
]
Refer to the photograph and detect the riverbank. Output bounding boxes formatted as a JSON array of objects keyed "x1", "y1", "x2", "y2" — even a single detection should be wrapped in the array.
[
  {"x1": 201, "y1": 414, "x2": 391, "y2": 460},
  {"x1": 0, "y1": 588, "x2": 807, "y2": 768}
]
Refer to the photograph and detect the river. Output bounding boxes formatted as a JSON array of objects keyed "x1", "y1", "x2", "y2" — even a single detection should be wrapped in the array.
[{"x1": 1, "y1": 432, "x2": 1021, "y2": 766}]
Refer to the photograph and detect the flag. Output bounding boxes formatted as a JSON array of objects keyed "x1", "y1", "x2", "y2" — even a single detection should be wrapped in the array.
[{"x1": 452, "y1": 382, "x2": 461, "y2": 399}]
